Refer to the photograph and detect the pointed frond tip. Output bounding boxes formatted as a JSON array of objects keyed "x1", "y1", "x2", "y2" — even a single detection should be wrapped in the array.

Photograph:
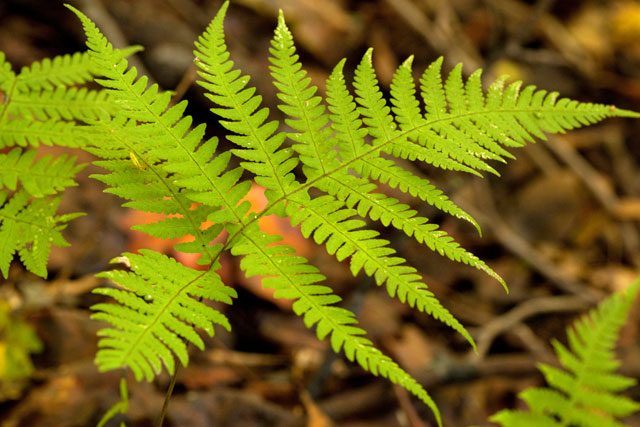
[{"x1": 607, "y1": 105, "x2": 640, "y2": 118}]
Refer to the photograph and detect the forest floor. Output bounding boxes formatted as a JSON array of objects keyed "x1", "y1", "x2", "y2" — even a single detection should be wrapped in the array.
[{"x1": 1, "y1": 0, "x2": 640, "y2": 426}]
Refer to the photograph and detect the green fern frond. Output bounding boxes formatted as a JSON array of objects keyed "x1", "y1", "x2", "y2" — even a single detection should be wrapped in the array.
[
  {"x1": 491, "y1": 279, "x2": 640, "y2": 427},
  {"x1": 326, "y1": 61, "x2": 481, "y2": 232},
  {"x1": 0, "y1": 190, "x2": 83, "y2": 278},
  {"x1": 357, "y1": 51, "x2": 488, "y2": 175},
  {"x1": 63, "y1": 2, "x2": 639, "y2": 426},
  {"x1": 0, "y1": 148, "x2": 84, "y2": 197},
  {"x1": 97, "y1": 377, "x2": 128, "y2": 427},
  {"x1": 396, "y1": 57, "x2": 502, "y2": 174},
  {"x1": 92, "y1": 250, "x2": 235, "y2": 381}
]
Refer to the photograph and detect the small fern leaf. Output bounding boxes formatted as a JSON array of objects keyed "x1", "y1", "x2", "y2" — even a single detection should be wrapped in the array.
[
  {"x1": 391, "y1": 57, "x2": 497, "y2": 175},
  {"x1": 491, "y1": 279, "x2": 640, "y2": 426},
  {"x1": 325, "y1": 58, "x2": 369, "y2": 163},
  {"x1": 356, "y1": 156, "x2": 481, "y2": 232},
  {"x1": 92, "y1": 250, "x2": 235, "y2": 381},
  {"x1": 0, "y1": 148, "x2": 84, "y2": 197},
  {"x1": 0, "y1": 190, "x2": 83, "y2": 278},
  {"x1": 314, "y1": 173, "x2": 503, "y2": 288},
  {"x1": 96, "y1": 377, "x2": 129, "y2": 427},
  {"x1": 490, "y1": 409, "x2": 559, "y2": 427}
]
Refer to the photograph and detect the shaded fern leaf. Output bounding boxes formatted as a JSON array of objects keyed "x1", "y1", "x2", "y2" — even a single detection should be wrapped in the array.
[
  {"x1": 491, "y1": 279, "x2": 640, "y2": 427},
  {"x1": 92, "y1": 250, "x2": 235, "y2": 381},
  {"x1": 0, "y1": 148, "x2": 84, "y2": 197},
  {"x1": 0, "y1": 48, "x2": 100, "y2": 278},
  {"x1": 0, "y1": 45, "x2": 138, "y2": 150},
  {"x1": 0, "y1": 190, "x2": 83, "y2": 278},
  {"x1": 13, "y1": 46, "x2": 140, "y2": 92}
]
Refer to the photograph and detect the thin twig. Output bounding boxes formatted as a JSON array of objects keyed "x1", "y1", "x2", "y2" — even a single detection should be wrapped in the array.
[
  {"x1": 392, "y1": 384, "x2": 429, "y2": 427},
  {"x1": 546, "y1": 135, "x2": 640, "y2": 267},
  {"x1": 384, "y1": 0, "x2": 483, "y2": 74},
  {"x1": 473, "y1": 294, "x2": 590, "y2": 358},
  {"x1": 487, "y1": 0, "x2": 556, "y2": 65},
  {"x1": 455, "y1": 181, "x2": 602, "y2": 301},
  {"x1": 170, "y1": 62, "x2": 198, "y2": 106}
]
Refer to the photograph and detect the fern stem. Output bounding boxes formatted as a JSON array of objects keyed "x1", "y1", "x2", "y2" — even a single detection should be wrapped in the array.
[{"x1": 157, "y1": 366, "x2": 179, "y2": 427}]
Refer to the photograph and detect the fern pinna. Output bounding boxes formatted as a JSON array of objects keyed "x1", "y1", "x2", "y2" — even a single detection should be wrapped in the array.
[
  {"x1": 491, "y1": 279, "x2": 640, "y2": 427},
  {"x1": 67, "y1": 2, "x2": 638, "y2": 425}
]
